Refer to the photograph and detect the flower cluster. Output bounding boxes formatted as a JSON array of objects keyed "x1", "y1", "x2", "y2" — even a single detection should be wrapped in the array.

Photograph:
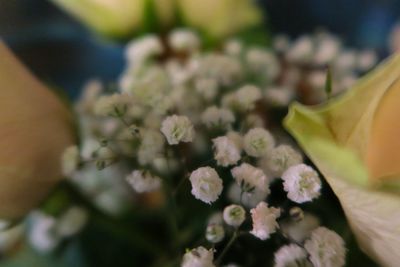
[{"x1": 57, "y1": 29, "x2": 362, "y2": 266}]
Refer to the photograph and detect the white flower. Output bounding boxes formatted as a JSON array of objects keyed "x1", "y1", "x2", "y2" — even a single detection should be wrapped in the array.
[
  {"x1": 286, "y1": 36, "x2": 313, "y2": 64},
  {"x1": 304, "y1": 227, "x2": 346, "y2": 267},
  {"x1": 243, "y1": 128, "x2": 275, "y2": 157},
  {"x1": 223, "y1": 204, "x2": 246, "y2": 227},
  {"x1": 281, "y1": 164, "x2": 321, "y2": 203},
  {"x1": 223, "y1": 85, "x2": 262, "y2": 111},
  {"x1": 250, "y1": 202, "x2": 280, "y2": 240},
  {"x1": 93, "y1": 93, "x2": 130, "y2": 117},
  {"x1": 357, "y1": 50, "x2": 377, "y2": 71},
  {"x1": 212, "y1": 136, "x2": 241, "y2": 167},
  {"x1": 246, "y1": 48, "x2": 280, "y2": 81},
  {"x1": 126, "y1": 170, "x2": 162, "y2": 193},
  {"x1": 56, "y1": 206, "x2": 88, "y2": 237},
  {"x1": 195, "y1": 78, "x2": 218, "y2": 101},
  {"x1": 224, "y1": 39, "x2": 243, "y2": 56},
  {"x1": 61, "y1": 145, "x2": 80, "y2": 176},
  {"x1": 206, "y1": 224, "x2": 225, "y2": 243},
  {"x1": 201, "y1": 106, "x2": 235, "y2": 129},
  {"x1": 161, "y1": 115, "x2": 195, "y2": 145},
  {"x1": 169, "y1": 29, "x2": 200, "y2": 52},
  {"x1": 189, "y1": 167, "x2": 223, "y2": 204},
  {"x1": 28, "y1": 212, "x2": 59, "y2": 253},
  {"x1": 264, "y1": 87, "x2": 294, "y2": 107},
  {"x1": 274, "y1": 244, "x2": 311, "y2": 267},
  {"x1": 227, "y1": 183, "x2": 269, "y2": 208},
  {"x1": 125, "y1": 35, "x2": 163, "y2": 65},
  {"x1": 273, "y1": 34, "x2": 290, "y2": 53},
  {"x1": 138, "y1": 129, "x2": 165, "y2": 165},
  {"x1": 182, "y1": 246, "x2": 215, "y2": 267},
  {"x1": 231, "y1": 163, "x2": 269, "y2": 193},
  {"x1": 313, "y1": 34, "x2": 341, "y2": 65},
  {"x1": 280, "y1": 212, "x2": 320, "y2": 243},
  {"x1": 261, "y1": 144, "x2": 303, "y2": 177}
]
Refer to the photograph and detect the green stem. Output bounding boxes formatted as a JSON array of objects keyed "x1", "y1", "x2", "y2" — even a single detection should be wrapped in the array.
[{"x1": 215, "y1": 230, "x2": 239, "y2": 265}]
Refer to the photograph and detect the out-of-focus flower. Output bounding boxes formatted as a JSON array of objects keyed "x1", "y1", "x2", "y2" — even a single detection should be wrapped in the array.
[
  {"x1": 223, "y1": 204, "x2": 245, "y2": 227},
  {"x1": 126, "y1": 170, "x2": 162, "y2": 193},
  {"x1": 250, "y1": 201, "x2": 280, "y2": 240},
  {"x1": 231, "y1": 163, "x2": 269, "y2": 193},
  {"x1": 61, "y1": 145, "x2": 80, "y2": 176},
  {"x1": 212, "y1": 136, "x2": 241, "y2": 167},
  {"x1": 189, "y1": 167, "x2": 223, "y2": 204},
  {"x1": 304, "y1": 227, "x2": 346, "y2": 267},
  {"x1": 182, "y1": 246, "x2": 215, "y2": 267},
  {"x1": 206, "y1": 224, "x2": 225, "y2": 243},
  {"x1": 50, "y1": 0, "x2": 175, "y2": 38},
  {"x1": 274, "y1": 244, "x2": 311, "y2": 267},
  {"x1": 178, "y1": 0, "x2": 261, "y2": 39},
  {"x1": 201, "y1": 106, "x2": 235, "y2": 130},
  {"x1": 284, "y1": 54, "x2": 400, "y2": 266},
  {"x1": 169, "y1": 29, "x2": 201, "y2": 53},
  {"x1": 260, "y1": 144, "x2": 303, "y2": 178},
  {"x1": 281, "y1": 164, "x2": 321, "y2": 203},
  {"x1": 0, "y1": 42, "x2": 74, "y2": 220}
]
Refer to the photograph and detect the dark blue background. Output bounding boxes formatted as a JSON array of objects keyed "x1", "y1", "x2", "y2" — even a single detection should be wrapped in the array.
[{"x1": 1, "y1": 0, "x2": 399, "y2": 98}]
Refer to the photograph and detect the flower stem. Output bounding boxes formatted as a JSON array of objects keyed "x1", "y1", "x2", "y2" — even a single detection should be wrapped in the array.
[{"x1": 215, "y1": 230, "x2": 239, "y2": 265}]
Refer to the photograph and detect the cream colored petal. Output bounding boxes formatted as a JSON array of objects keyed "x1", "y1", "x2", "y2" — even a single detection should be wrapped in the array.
[{"x1": 0, "y1": 42, "x2": 75, "y2": 219}]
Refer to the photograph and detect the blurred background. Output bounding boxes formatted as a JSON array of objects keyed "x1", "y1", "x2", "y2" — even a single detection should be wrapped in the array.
[{"x1": 1, "y1": 0, "x2": 400, "y2": 99}]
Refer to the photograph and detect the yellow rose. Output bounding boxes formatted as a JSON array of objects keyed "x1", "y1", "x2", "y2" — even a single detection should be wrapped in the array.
[
  {"x1": 0, "y1": 42, "x2": 75, "y2": 220},
  {"x1": 50, "y1": 0, "x2": 175, "y2": 38},
  {"x1": 284, "y1": 54, "x2": 400, "y2": 266},
  {"x1": 178, "y1": 0, "x2": 261, "y2": 38}
]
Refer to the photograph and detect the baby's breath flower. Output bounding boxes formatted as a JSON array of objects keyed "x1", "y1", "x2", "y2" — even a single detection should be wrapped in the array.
[
  {"x1": 226, "y1": 131, "x2": 243, "y2": 150},
  {"x1": 201, "y1": 106, "x2": 235, "y2": 129},
  {"x1": 206, "y1": 224, "x2": 225, "y2": 243},
  {"x1": 61, "y1": 145, "x2": 80, "y2": 176},
  {"x1": 189, "y1": 167, "x2": 223, "y2": 204},
  {"x1": 223, "y1": 204, "x2": 246, "y2": 227},
  {"x1": 244, "y1": 114, "x2": 265, "y2": 129},
  {"x1": 56, "y1": 206, "x2": 88, "y2": 237},
  {"x1": 126, "y1": 170, "x2": 162, "y2": 193},
  {"x1": 243, "y1": 128, "x2": 275, "y2": 157},
  {"x1": 357, "y1": 50, "x2": 377, "y2": 71},
  {"x1": 264, "y1": 87, "x2": 294, "y2": 107},
  {"x1": 182, "y1": 246, "x2": 216, "y2": 267},
  {"x1": 93, "y1": 93, "x2": 130, "y2": 117},
  {"x1": 138, "y1": 129, "x2": 165, "y2": 165},
  {"x1": 195, "y1": 78, "x2": 219, "y2": 101},
  {"x1": 28, "y1": 212, "x2": 59, "y2": 253},
  {"x1": 227, "y1": 183, "x2": 269, "y2": 208},
  {"x1": 208, "y1": 212, "x2": 224, "y2": 226},
  {"x1": 261, "y1": 144, "x2": 303, "y2": 177},
  {"x1": 223, "y1": 85, "x2": 262, "y2": 111},
  {"x1": 231, "y1": 163, "x2": 269, "y2": 193},
  {"x1": 281, "y1": 164, "x2": 321, "y2": 203},
  {"x1": 281, "y1": 212, "x2": 320, "y2": 243},
  {"x1": 313, "y1": 34, "x2": 341, "y2": 65},
  {"x1": 212, "y1": 136, "x2": 241, "y2": 167},
  {"x1": 161, "y1": 115, "x2": 195, "y2": 145},
  {"x1": 274, "y1": 244, "x2": 311, "y2": 267},
  {"x1": 304, "y1": 227, "x2": 346, "y2": 267},
  {"x1": 169, "y1": 29, "x2": 200, "y2": 52},
  {"x1": 246, "y1": 48, "x2": 280, "y2": 81},
  {"x1": 224, "y1": 39, "x2": 243, "y2": 56},
  {"x1": 286, "y1": 36, "x2": 313, "y2": 64},
  {"x1": 250, "y1": 202, "x2": 280, "y2": 240},
  {"x1": 125, "y1": 35, "x2": 163, "y2": 64}
]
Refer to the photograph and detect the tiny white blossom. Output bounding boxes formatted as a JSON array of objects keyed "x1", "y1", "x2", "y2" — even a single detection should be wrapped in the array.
[
  {"x1": 182, "y1": 246, "x2": 216, "y2": 267},
  {"x1": 126, "y1": 170, "x2": 162, "y2": 193},
  {"x1": 281, "y1": 212, "x2": 320, "y2": 243},
  {"x1": 227, "y1": 183, "x2": 269, "y2": 208},
  {"x1": 250, "y1": 202, "x2": 280, "y2": 240},
  {"x1": 246, "y1": 48, "x2": 280, "y2": 80},
  {"x1": 357, "y1": 50, "x2": 377, "y2": 71},
  {"x1": 223, "y1": 85, "x2": 262, "y2": 111},
  {"x1": 56, "y1": 206, "x2": 88, "y2": 237},
  {"x1": 93, "y1": 93, "x2": 130, "y2": 117},
  {"x1": 138, "y1": 129, "x2": 165, "y2": 165},
  {"x1": 189, "y1": 167, "x2": 223, "y2": 204},
  {"x1": 201, "y1": 106, "x2": 235, "y2": 129},
  {"x1": 286, "y1": 36, "x2": 313, "y2": 64},
  {"x1": 261, "y1": 145, "x2": 303, "y2": 177},
  {"x1": 206, "y1": 224, "x2": 225, "y2": 243},
  {"x1": 223, "y1": 204, "x2": 246, "y2": 227},
  {"x1": 125, "y1": 35, "x2": 163, "y2": 64},
  {"x1": 224, "y1": 39, "x2": 243, "y2": 56},
  {"x1": 313, "y1": 34, "x2": 341, "y2": 65},
  {"x1": 274, "y1": 244, "x2": 311, "y2": 267},
  {"x1": 61, "y1": 145, "x2": 80, "y2": 176},
  {"x1": 208, "y1": 212, "x2": 224, "y2": 226},
  {"x1": 264, "y1": 87, "x2": 294, "y2": 107},
  {"x1": 304, "y1": 227, "x2": 346, "y2": 267},
  {"x1": 212, "y1": 136, "x2": 241, "y2": 167},
  {"x1": 161, "y1": 115, "x2": 195, "y2": 145},
  {"x1": 29, "y1": 212, "x2": 59, "y2": 253},
  {"x1": 195, "y1": 78, "x2": 219, "y2": 101},
  {"x1": 231, "y1": 163, "x2": 269, "y2": 193},
  {"x1": 281, "y1": 164, "x2": 321, "y2": 203},
  {"x1": 169, "y1": 29, "x2": 200, "y2": 52},
  {"x1": 244, "y1": 128, "x2": 275, "y2": 157},
  {"x1": 333, "y1": 50, "x2": 357, "y2": 74}
]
